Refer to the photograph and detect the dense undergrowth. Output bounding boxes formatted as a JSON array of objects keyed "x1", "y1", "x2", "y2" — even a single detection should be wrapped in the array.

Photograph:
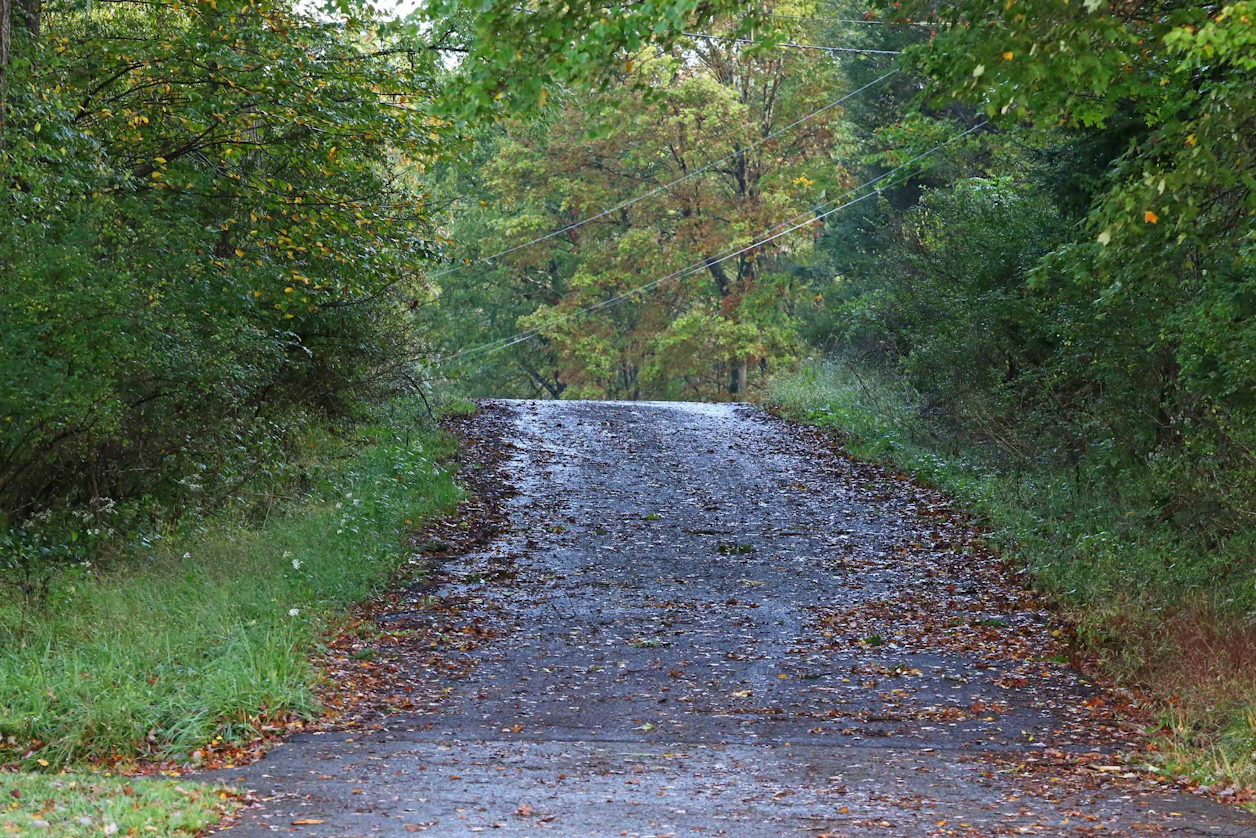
[
  {"x1": 770, "y1": 362, "x2": 1256, "y2": 790},
  {"x1": 0, "y1": 399, "x2": 465, "y2": 770}
]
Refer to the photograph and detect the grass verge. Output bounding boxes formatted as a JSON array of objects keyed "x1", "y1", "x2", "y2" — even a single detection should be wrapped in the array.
[
  {"x1": 768, "y1": 361, "x2": 1256, "y2": 796},
  {"x1": 0, "y1": 771, "x2": 237, "y2": 837},
  {"x1": 0, "y1": 399, "x2": 468, "y2": 833}
]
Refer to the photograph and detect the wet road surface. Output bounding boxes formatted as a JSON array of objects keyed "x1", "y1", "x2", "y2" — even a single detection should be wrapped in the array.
[{"x1": 214, "y1": 400, "x2": 1256, "y2": 837}]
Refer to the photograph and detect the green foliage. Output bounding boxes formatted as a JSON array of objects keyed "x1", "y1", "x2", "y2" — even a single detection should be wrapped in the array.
[
  {"x1": 415, "y1": 0, "x2": 762, "y2": 119},
  {"x1": 820, "y1": 0, "x2": 1256, "y2": 541},
  {"x1": 1, "y1": 0, "x2": 451, "y2": 585},
  {"x1": 767, "y1": 0, "x2": 1256, "y2": 788},
  {"x1": 428, "y1": 29, "x2": 861, "y2": 398},
  {"x1": 0, "y1": 411, "x2": 461, "y2": 768}
]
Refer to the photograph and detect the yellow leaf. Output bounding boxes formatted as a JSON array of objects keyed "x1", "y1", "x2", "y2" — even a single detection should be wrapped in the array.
[
  {"x1": 1003, "y1": 51, "x2": 1014, "y2": 60},
  {"x1": 234, "y1": 248, "x2": 245, "y2": 257}
]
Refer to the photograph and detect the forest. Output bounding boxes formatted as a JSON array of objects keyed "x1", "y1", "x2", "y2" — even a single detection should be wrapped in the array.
[{"x1": 2, "y1": 0, "x2": 1255, "y2": 829}]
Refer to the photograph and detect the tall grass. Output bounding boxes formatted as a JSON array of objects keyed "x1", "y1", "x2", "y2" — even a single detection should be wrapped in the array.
[
  {"x1": 769, "y1": 361, "x2": 1256, "y2": 789},
  {"x1": 0, "y1": 416, "x2": 462, "y2": 767}
]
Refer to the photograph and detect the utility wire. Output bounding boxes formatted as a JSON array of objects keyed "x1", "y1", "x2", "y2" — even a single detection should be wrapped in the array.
[
  {"x1": 683, "y1": 31, "x2": 902, "y2": 54},
  {"x1": 765, "y1": 12, "x2": 936, "y2": 26},
  {"x1": 449, "y1": 181, "x2": 907, "y2": 362},
  {"x1": 429, "y1": 70, "x2": 898, "y2": 280},
  {"x1": 446, "y1": 120, "x2": 987, "y2": 362},
  {"x1": 438, "y1": 120, "x2": 988, "y2": 365}
]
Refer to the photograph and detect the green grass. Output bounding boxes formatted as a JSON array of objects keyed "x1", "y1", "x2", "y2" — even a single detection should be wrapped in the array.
[
  {"x1": 0, "y1": 771, "x2": 236, "y2": 837},
  {"x1": 0, "y1": 413, "x2": 464, "y2": 770},
  {"x1": 768, "y1": 361, "x2": 1256, "y2": 792}
]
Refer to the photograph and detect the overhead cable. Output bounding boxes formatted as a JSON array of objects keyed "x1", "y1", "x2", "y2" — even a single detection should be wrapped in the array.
[
  {"x1": 438, "y1": 120, "x2": 988, "y2": 365},
  {"x1": 682, "y1": 31, "x2": 902, "y2": 54},
  {"x1": 429, "y1": 70, "x2": 898, "y2": 281},
  {"x1": 765, "y1": 12, "x2": 936, "y2": 26}
]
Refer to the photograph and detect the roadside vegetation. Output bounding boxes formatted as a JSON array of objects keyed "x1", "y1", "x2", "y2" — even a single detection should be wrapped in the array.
[
  {"x1": 770, "y1": 362, "x2": 1256, "y2": 789},
  {"x1": 2, "y1": 0, "x2": 755, "y2": 828},
  {"x1": 0, "y1": 401, "x2": 462, "y2": 832},
  {"x1": 0, "y1": 772, "x2": 236, "y2": 837},
  {"x1": 0, "y1": 404, "x2": 462, "y2": 769}
]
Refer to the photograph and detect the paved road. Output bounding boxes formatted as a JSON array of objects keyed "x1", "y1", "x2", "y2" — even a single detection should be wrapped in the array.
[{"x1": 215, "y1": 400, "x2": 1256, "y2": 837}]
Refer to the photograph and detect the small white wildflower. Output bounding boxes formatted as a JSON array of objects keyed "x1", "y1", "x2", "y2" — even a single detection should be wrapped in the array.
[
  {"x1": 183, "y1": 552, "x2": 191, "y2": 559},
  {"x1": 292, "y1": 558, "x2": 301, "y2": 570},
  {"x1": 289, "y1": 608, "x2": 300, "y2": 617}
]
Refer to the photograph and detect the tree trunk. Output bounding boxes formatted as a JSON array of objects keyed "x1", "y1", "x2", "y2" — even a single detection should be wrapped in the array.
[
  {"x1": 729, "y1": 358, "x2": 748, "y2": 396},
  {"x1": 1, "y1": 0, "x2": 35, "y2": 139},
  {"x1": 18, "y1": 0, "x2": 38, "y2": 40},
  {"x1": 1, "y1": 0, "x2": 10, "y2": 137}
]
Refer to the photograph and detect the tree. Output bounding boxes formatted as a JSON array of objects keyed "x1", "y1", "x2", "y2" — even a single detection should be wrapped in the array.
[
  {"x1": 432, "y1": 24, "x2": 862, "y2": 398},
  {"x1": 819, "y1": 0, "x2": 1256, "y2": 532},
  {"x1": 0, "y1": 0, "x2": 451, "y2": 579}
]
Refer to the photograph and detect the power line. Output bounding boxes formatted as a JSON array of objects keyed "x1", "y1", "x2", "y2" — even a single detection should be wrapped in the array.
[
  {"x1": 429, "y1": 70, "x2": 897, "y2": 281},
  {"x1": 446, "y1": 120, "x2": 987, "y2": 363},
  {"x1": 765, "y1": 12, "x2": 936, "y2": 27},
  {"x1": 682, "y1": 31, "x2": 902, "y2": 54},
  {"x1": 448, "y1": 181, "x2": 906, "y2": 362},
  {"x1": 438, "y1": 120, "x2": 988, "y2": 365}
]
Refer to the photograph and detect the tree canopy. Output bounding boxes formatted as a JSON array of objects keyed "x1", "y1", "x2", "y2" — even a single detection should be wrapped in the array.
[{"x1": 3, "y1": 0, "x2": 1255, "y2": 606}]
